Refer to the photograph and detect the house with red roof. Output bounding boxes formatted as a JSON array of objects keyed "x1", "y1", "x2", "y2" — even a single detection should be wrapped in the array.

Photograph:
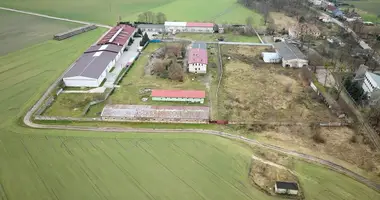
[
  {"x1": 151, "y1": 89, "x2": 206, "y2": 104},
  {"x1": 164, "y1": 21, "x2": 214, "y2": 33},
  {"x1": 188, "y1": 42, "x2": 208, "y2": 74}
]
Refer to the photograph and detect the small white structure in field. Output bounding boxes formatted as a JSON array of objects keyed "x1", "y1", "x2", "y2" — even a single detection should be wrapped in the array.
[
  {"x1": 273, "y1": 42, "x2": 308, "y2": 68},
  {"x1": 261, "y1": 52, "x2": 281, "y2": 63},
  {"x1": 274, "y1": 181, "x2": 299, "y2": 195}
]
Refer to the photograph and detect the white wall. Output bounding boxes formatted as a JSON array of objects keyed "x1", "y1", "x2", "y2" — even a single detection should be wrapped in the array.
[
  {"x1": 189, "y1": 63, "x2": 207, "y2": 73},
  {"x1": 187, "y1": 27, "x2": 214, "y2": 33},
  {"x1": 282, "y1": 59, "x2": 308, "y2": 68},
  {"x1": 63, "y1": 77, "x2": 99, "y2": 87},
  {"x1": 362, "y1": 72, "x2": 380, "y2": 95}
]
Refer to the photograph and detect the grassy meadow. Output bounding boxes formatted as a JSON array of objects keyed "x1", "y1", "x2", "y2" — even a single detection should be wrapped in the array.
[
  {"x1": 0, "y1": 0, "x2": 263, "y2": 26},
  {"x1": 0, "y1": 9, "x2": 80, "y2": 56}
]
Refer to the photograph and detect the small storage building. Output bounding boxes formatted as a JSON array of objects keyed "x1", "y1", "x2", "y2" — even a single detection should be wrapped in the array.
[
  {"x1": 274, "y1": 181, "x2": 299, "y2": 195},
  {"x1": 261, "y1": 52, "x2": 281, "y2": 63},
  {"x1": 273, "y1": 42, "x2": 308, "y2": 68},
  {"x1": 151, "y1": 90, "x2": 206, "y2": 104}
]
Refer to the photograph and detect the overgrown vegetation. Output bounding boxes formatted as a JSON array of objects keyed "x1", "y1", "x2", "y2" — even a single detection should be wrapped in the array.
[{"x1": 137, "y1": 11, "x2": 167, "y2": 24}]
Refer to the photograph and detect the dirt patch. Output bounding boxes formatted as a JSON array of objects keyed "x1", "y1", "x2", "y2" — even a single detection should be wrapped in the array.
[
  {"x1": 257, "y1": 126, "x2": 380, "y2": 179},
  {"x1": 249, "y1": 156, "x2": 300, "y2": 196},
  {"x1": 270, "y1": 12, "x2": 298, "y2": 31}
]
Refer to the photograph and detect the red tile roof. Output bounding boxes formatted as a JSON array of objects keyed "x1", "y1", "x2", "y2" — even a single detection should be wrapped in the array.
[
  {"x1": 327, "y1": 5, "x2": 336, "y2": 11},
  {"x1": 151, "y1": 90, "x2": 206, "y2": 98},
  {"x1": 97, "y1": 24, "x2": 135, "y2": 46},
  {"x1": 188, "y1": 48, "x2": 208, "y2": 64},
  {"x1": 186, "y1": 22, "x2": 214, "y2": 27}
]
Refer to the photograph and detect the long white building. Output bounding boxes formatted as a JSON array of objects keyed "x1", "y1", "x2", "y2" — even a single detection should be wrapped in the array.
[{"x1": 164, "y1": 21, "x2": 214, "y2": 33}]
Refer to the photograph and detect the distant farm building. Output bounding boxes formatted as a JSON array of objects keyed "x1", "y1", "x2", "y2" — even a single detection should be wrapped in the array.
[
  {"x1": 63, "y1": 24, "x2": 136, "y2": 87},
  {"x1": 53, "y1": 24, "x2": 97, "y2": 41},
  {"x1": 273, "y1": 42, "x2": 308, "y2": 68},
  {"x1": 188, "y1": 42, "x2": 208, "y2": 74},
  {"x1": 274, "y1": 181, "x2": 299, "y2": 195},
  {"x1": 101, "y1": 105, "x2": 210, "y2": 123},
  {"x1": 164, "y1": 21, "x2": 214, "y2": 33},
  {"x1": 151, "y1": 89, "x2": 206, "y2": 104},
  {"x1": 63, "y1": 44, "x2": 123, "y2": 87},
  {"x1": 137, "y1": 24, "x2": 165, "y2": 32}
]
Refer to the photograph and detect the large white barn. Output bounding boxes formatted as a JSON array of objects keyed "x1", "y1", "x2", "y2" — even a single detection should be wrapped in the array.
[{"x1": 63, "y1": 44, "x2": 123, "y2": 87}]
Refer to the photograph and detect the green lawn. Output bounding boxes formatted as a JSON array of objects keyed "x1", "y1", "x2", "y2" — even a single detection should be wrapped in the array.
[
  {"x1": 109, "y1": 43, "x2": 208, "y2": 105},
  {"x1": 0, "y1": 9, "x2": 80, "y2": 56},
  {"x1": 176, "y1": 33, "x2": 261, "y2": 43},
  {"x1": 0, "y1": 0, "x2": 263, "y2": 26},
  {"x1": 342, "y1": 0, "x2": 380, "y2": 22}
]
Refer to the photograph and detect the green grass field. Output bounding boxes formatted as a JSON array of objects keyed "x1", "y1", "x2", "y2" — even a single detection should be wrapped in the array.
[
  {"x1": 0, "y1": 7, "x2": 380, "y2": 200},
  {"x1": 0, "y1": 9, "x2": 80, "y2": 56},
  {"x1": 342, "y1": 0, "x2": 380, "y2": 22},
  {"x1": 0, "y1": 0, "x2": 263, "y2": 26}
]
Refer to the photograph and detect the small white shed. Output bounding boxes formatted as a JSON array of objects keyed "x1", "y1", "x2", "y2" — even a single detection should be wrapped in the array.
[
  {"x1": 274, "y1": 181, "x2": 299, "y2": 196},
  {"x1": 261, "y1": 52, "x2": 281, "y2": 63}
]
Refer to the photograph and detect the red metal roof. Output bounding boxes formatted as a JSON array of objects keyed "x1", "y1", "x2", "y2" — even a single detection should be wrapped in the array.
[
  {"x1": 186, "y1": 22, "x2": 214, "y2": 27},
  {"x1": 327, "y1": 5, "x2": 336, "y2": 11},
  {"x1": 97, "y1": 24, "x2": 136, "y2": 46},
  {"x1": 188, "y1": 48, "x2": 208, "y2": 64},
  {"x1": 151, "y1": 90, "x2": 206, "y2": 98}
]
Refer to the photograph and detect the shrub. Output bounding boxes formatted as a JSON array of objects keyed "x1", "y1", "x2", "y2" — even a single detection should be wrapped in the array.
[{"x1": 312, "y1": 132, "x2": 326, "y2": 143}]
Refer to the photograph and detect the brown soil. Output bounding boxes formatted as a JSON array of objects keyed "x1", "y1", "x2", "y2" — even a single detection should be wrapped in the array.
[{"x1": 270, "y1": 12, "x2": 298, "y2": 31}]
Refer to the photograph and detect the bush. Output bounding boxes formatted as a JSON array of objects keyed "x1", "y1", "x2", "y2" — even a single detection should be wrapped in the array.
[
  {"x1": 350, "y1": 135, "x2": 358, "y2": 143},
  {"x1": 312, "y1": 132, "x2": 326, "y2": 143}
]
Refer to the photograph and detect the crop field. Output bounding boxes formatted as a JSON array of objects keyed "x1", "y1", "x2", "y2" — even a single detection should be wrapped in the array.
[
  {"x1": 341, "y1": 0, "x2": 380, "y2": 22},
  {"x1": 0, "y1": 0, "x2": 262, "y2": 26},
  {"x1": 217, "y1": 45, "x2": 337, "y2": 122},
  {"x1": 108, "y1": 43, "x2": 208, "y2": 106},
  {"x1": 0, "y1": 9, "x2": 80, "y2": 56}
]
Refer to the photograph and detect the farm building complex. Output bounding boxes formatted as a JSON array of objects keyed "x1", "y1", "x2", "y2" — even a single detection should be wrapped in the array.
[
  {"x1": 101, "y1": 105, "x2": 210, "y2": 123},
  {"x1": 274, "y1": 181, "x2": 299, "y2": 195},
  {"x1": 273, "y1": 42, "x2": 308, "y2": 68},
  {"x1": 151, "y1": 89, "x2": 206, "y2": 104},
  {"x1": 164, "y1": 21, "x2": 214, "y2": 33},
  {"x1": 63, "y1": 24, "x2": 136, "y2": 87},
  {"x1": 188, "y1": 42, "x2": 208, "y2": 73}
]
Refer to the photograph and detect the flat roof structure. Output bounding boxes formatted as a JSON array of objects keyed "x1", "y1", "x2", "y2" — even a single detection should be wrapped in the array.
[
  {"x1": 101, "y1": 105, "x2": 210, "y2": 121},
  {"x1": 63, "y1": 51, "x2": 118, "y2": 79},
  {"x1": 151, "y1": 90, "x2": 206, "y2": 98},
  {"x1": 275, "y1": 182, "x2": 299, "y2": 190},
  {"x1": 164, "y1": 22, "x2": 187, "y2": 27},
  {"x1": 97, "y1": 24, "x2": 135, "y2": 46},
  {"x1": 85, "y1": 44, "x2": 123, "y2": 54},
  {"x1": 186, "y1": 22, "x2": 214, "y2": 27},
  {"x1": 192, "y1": 42, "x2": 207, "y2": 49},
  {"x1": 137, "y1": 24, "x2": 165, "y2": 29},
  {"x1": 273, "y1": 42, "x2": 307, "y2": 61}
]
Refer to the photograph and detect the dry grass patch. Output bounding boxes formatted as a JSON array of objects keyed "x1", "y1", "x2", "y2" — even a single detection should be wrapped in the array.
[
  {"x1": 269, "y1": 12, "x2": 298, "y2": 31},
  {"x1": 256, "y1": 126, "x2": 380, "y2": 182},
  {"x1": 218, "y1": 60, "x2": 336, "y2": 122}
]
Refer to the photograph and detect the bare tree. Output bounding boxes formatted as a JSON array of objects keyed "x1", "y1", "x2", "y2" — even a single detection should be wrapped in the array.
[
  {"x1": 152, "y1": 59, "x2": 166, "y2": 75},
  {"x1": 168, "y1": 62, "x2": 184, "y2": 82}
]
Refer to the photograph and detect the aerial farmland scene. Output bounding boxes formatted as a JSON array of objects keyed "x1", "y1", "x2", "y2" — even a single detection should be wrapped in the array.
[{"x1": 1, "y1": 0, "x2": 380, "y2": 199}]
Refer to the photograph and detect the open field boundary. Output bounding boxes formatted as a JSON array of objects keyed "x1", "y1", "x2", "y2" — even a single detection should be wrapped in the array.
[{"x1": 0, "y1": 6, "x2": 111, "y2": 28}]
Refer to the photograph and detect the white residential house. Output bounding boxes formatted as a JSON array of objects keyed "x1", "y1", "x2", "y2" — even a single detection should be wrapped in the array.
[{"x1": 188, "y1": 42, "x2": 208, "y2": 74}]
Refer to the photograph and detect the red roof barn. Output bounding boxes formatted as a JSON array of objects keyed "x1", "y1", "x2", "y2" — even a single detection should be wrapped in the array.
[
  {"x1": 188, "y1": 48, "x2": 208, "y2": 65},
  {"x1": 97, "y1": 24, "x2": 136, "y2": 46},
  {"x1": 151, "y1": 90, "x2": 206, "y2": 98}
]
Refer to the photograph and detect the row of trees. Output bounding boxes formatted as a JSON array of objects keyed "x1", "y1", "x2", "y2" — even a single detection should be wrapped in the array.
[{"x1": 137, "y1": 12, "x2": 167, "y2": 24}]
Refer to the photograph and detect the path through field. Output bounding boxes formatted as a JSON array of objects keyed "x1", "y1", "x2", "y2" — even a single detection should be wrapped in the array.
[{"x1": 0, "y1": 6, "x2": 111, "y2": 28}]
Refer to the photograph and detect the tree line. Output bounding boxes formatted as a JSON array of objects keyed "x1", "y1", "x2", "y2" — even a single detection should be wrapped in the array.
[{"x1": 137, "y1": 12, "x2": 167, "y2": 24}]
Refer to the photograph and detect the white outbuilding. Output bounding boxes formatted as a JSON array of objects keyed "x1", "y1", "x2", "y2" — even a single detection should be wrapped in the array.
[
  {"x1": 164, "y1": 21, "x2": 187, "y2": 33},
  {"x1": 274, "y1": 181, "x2": 299, "y2": 196}
]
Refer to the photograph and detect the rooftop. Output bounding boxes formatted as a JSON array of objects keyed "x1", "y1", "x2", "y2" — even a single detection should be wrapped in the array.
[
  {"x1": 188, "y1": 48, "x2": 208, "y2": 65},
  {"x1": 186, "y1": 22, "x2": 214, "y2": 27},
  {"x1": 63, "y1": 50, "x2": 118, "y2": 79},
  {"x1": 97, "y1": 24, "x2": 135, "y2": 46},
  {"x1": 137, "y1": 24, "x2": 165, "y2": 29},
  {"x1": 273, "y1": 42, "x2": 307, "y2": 61},
  {"x1": 275, "y1": 181, "x2": 299, "y2": 190},
  {"x1": 151, "y1": 90, "x2": 206, "y2": 98},
  {"x1": 101, "y1": 105, "x2": 210, "y2": 121},
  {"x1": 164, "y1": 21, "x2": 187, "y2": 27},
  {"x1": 368, "y1": 72, "x2": 380, "y2": 85},
  {"x1": 84, "y1": 44, "x2": 123, "y2": 54},
  {"x1": 192, "y1": 42, "x2": 207, "y2": 49}
]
